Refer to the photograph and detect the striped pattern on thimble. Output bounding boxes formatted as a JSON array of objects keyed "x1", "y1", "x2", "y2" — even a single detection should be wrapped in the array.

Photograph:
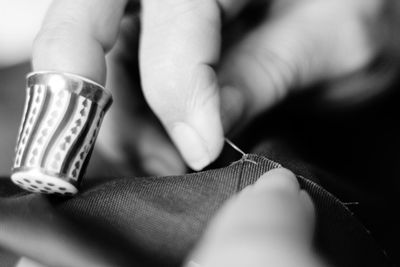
[{"x1": 11, "y1": 72, "x2": 112, "y2": 196}]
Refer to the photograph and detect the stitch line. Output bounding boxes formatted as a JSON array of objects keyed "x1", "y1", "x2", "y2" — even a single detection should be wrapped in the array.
[
  {"x1": 236, "y1": 154, "x2": 245, "y2": 192},
  {"x1": 225, "y1": 138, "x2": 258, "y2": 165}
]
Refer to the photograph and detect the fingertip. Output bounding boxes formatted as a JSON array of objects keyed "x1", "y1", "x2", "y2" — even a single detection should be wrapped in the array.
[
  {"x1": 170, "y1": 122, "x2": 223, "y2": 171},
  {"x1": 255, "y1": 168, "x2": 300, "y2": 193},
  {"x1": 259, "y1": 168, "x2": 297, "y2": 181},
  {"x1": 139, "y1": 0, "x2": 224, "y2": 171},
  {"x1": 156, "y1": 65, "x2": 225, "y2": 171}
]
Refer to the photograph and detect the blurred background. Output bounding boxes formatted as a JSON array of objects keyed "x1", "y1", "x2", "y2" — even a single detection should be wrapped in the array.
[{"x1": 0, "y1": 64, "x2": 27, "y2": 176}]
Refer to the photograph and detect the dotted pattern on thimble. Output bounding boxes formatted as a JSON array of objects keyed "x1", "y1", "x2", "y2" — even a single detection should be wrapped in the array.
[
  {"x1": 11, "y1": 170, "x2": 77, "y2": 196},
  {"x1": 11, "y1": 72, "x2": 111, "y2": 196}
]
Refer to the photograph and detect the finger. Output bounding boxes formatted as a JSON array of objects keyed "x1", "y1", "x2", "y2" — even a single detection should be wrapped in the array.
[
  {"x1": 140, "y1": 0, "x2": 254, "y2": 171},
  {"x1": 219, "y1": 10, "x2": 320, "y2": 129},
  {"x1": 98, "y1": 16, "x2": 186, "y2": 176},
  {"x1": 253, "y1": 168, "x2": 300, "y2": 194},
  {"x1": 32, "y1": 0, "x2": 128, "y2": 85},
  {"x1": 184, "y1": 168, "x2": 320, "y2": 267},
  {"x1": 219, "y1": 1, "x2": 375, "y2": 131},
  {"x1": 139, "y1": 0, "x2": 225, "y2": 171}
]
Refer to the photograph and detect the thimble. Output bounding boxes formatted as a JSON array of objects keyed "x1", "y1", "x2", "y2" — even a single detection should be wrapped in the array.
[{"x1": 11, "y1": 71, "x2": 112, "y2": 196}]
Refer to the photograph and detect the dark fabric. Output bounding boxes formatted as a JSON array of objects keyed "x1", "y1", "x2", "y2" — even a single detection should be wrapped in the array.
[{"x1": 0, "y1": 153, "x2": 392, "y2": 267}]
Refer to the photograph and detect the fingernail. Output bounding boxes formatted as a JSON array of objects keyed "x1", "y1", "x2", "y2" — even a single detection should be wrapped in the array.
[{"x1": 171, "y1": 122, "x2": 211, "y2": 170}]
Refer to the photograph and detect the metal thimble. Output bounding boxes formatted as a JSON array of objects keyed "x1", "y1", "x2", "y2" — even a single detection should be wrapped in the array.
[{"x1": 11, "y1": 71, "x2": 112, "y2": 196}]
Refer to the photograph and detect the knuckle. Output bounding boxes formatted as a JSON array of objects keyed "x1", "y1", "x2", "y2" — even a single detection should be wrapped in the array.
[{"x1": 185, "y1": 65, "x2": 219, "y2": 112}]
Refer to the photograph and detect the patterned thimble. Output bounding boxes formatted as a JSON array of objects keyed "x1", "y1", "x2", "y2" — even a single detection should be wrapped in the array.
[{"x1": 11, "y1": 71, "x2": 112, "y2": 196}]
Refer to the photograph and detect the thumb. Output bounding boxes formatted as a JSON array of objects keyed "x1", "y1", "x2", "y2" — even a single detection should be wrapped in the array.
[
  {"x1": 140, "y1": 0, "x2": 225, "y2": 171},
  {"x1": 140, "y1": 0, "x2": 254, "y2": 170}
]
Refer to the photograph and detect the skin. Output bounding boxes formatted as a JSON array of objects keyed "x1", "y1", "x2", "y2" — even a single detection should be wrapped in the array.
[
  {"x1": 0, "y1": 2, "x2": 391, "y2": 265},
  {"x1": 185, "y1": 168, "x2": 324, "y2": 267},
  {"x1": 1, "y1": 1, "x2": 388, "y2": 174}
]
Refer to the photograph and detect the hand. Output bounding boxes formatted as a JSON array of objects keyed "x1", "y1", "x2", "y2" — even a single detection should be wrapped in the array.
[
  {"x1": 185, "y1": 168, "x2": 321, "y2": 267},
  {"x1": 32, "y1": 0, "x2": 387, "y2": 174}
]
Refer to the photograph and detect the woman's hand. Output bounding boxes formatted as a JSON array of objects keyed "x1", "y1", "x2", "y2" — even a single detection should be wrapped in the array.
[{"x1": 31, "y1": 0, "x2": 386, "y2": 174}]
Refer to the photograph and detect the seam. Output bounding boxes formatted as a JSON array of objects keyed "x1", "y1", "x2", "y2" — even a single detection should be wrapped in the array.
[{"x1": 235, "y1": 159, "x2": 245, "y2": 192}]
